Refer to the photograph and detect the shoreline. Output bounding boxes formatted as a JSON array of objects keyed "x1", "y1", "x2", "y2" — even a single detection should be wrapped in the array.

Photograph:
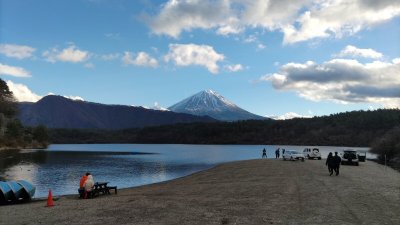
[{"x1": 1, "y1": 159, "x2": 399, "y2": 225}]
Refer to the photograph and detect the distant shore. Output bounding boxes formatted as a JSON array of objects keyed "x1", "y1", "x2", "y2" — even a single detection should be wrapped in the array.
[{"x1": 1, "y1": 159, "x2": 399, "y2": 225}]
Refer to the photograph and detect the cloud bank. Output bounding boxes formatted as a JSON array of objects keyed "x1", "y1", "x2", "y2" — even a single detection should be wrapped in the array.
[
  {"x1": 262, "y1": 57, "x2": 400, "y2": 108},
  {"x1": 146, "y1": 0, "x2": 400, "y2": 43},
  {"x1": 6, "y1": 80, "x2": 42, "y2": 102}
]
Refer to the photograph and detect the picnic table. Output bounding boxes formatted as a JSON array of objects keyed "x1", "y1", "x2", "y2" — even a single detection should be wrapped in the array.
[
  {"x1": 93, "y1": 182, "x2": 117, "y2": 196},
  {"x1": 79, "y1": 182, "x2": 117, "y2": 198}
]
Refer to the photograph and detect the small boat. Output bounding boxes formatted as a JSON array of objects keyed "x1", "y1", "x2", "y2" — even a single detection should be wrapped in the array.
[
  {"x1": 0, "y1": 180, "x2": 36, "y2": 204},
  {"x1": 0, "y1": 181, "x2": 14, "y2": 204},
  {"x1": 7, "y1": 181, "x2": 24, "y2": 200},
  {"x1": 17, "y1": 180, "x2": 36, "y2": 200}
]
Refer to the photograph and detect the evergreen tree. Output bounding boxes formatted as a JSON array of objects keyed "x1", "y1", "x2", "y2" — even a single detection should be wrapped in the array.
[{"x1": 0, "y1": 78, "x2": 18, "y2": 117}]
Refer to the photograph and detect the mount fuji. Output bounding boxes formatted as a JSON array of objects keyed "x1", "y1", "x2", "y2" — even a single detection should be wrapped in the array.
[{"x1": 168, "y1": 90, "x2": 265, "y2": 121}]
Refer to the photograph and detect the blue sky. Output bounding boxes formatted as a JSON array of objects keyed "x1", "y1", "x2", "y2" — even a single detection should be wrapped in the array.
[{"x1": 1, "y1": 0, "x2": 399, "y2": 119}]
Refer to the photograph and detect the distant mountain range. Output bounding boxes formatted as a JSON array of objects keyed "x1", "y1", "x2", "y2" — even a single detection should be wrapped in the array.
[
  {"x1": 18, "y1": 95, "x2": 215, "y2": 129},
  {"x1": 168, "y1": 90, "x2": 265, "y2": 121}
]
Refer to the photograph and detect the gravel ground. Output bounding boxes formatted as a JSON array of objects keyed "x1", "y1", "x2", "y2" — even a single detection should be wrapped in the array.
[{"x1": 1, "y1": 159, "x2": 399, "y2": 225}]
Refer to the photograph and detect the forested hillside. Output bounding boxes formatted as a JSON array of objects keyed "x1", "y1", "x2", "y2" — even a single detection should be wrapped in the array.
[{"x1": 50, "y1": 109, "x2": 400, "y2": 147}]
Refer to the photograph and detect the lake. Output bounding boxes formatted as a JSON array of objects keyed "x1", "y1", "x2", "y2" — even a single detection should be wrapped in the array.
[{"x1": 0, "y1": 144, "x2": 370, "y2": 198}]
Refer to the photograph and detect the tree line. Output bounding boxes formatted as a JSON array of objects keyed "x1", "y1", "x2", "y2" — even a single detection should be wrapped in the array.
[
  {"x1": 50, "y1": 109, "x2": 400, "y2": 146},
  {"x1": 0, "y1": 78, "x2": 49, "y2": 149}
]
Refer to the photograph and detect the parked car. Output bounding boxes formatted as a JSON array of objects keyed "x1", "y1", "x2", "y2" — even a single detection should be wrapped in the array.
[
  {"x1": 303, "y1": 148, "x2": 322, "y2": 160},
  {"x1": 283, "y1": 150, "x2": 305, "y2": 161},
  {"x1": 357, "y1": 151, "x2": 367, "y2": 162},
  {"x1": 340, "y1": 150, "x2": 359, "y2": 166}
]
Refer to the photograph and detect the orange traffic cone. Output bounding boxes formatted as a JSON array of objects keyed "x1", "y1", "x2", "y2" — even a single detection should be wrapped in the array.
[{"x1": 46, "y1": 189, "x2": 54, "y2": 207}]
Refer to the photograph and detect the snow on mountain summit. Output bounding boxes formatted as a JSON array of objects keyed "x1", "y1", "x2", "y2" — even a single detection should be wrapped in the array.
[{"x1": 168, "y1": 90, "x2": 265, "y2": 121}]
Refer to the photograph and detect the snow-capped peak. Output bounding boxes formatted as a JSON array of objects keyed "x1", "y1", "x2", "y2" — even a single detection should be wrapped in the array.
[{"x1": 168, "y1": 90, "x2": 265, "y2": 121}]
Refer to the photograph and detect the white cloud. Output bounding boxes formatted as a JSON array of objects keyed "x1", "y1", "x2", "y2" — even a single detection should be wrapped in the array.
[
  {"x1": 0, "y1": 44, "x2": 36, "y2": 59},
  {"x1": 257, "y1": 44, "x2": 266, "y2": 50},
  {"x1": 164, "y1": 43, "x2": 225, "y2": 74},
  {"x1": 100, "y1": 53, "x2": 120, "y2": 61},
  {"x1": 225, "y1": 64, "x2": 243, "y2": 72},
  {"x1": 282, "y1": 0, "x2": 400, "y2": 44},
  {"x1": 47, "y1": 93, "x2": 84, "y2": 101},
  {"x1": 0, "y1": 63, "x2": 31, "y2": 77},
  {"x1": 146, "y1": 0, "x2": 400, "y2": 44},
  {"x1": 43, "y1": 45, "x2": 90, "y2": 63},
  {"x1": 64, "y1": 95, "x2": 84, "y2": 101},
  {"x1": 146, "y1": 0, "x2": 237, "y2": 38},
  {"x1": 152, "y1": 102, "x2": 169, "y2": 111},
  {"x1": 268, "y1": 112, "x2": 312, "y2": 120},
  {"x1": 122, "y1": 51, "x2": 158, "y2": 68},
  {"x1": 334, "y1": 45, "x2": 383, "y2": 59},
  {"x1": 262, "y1": 57, "x2": 400, "y2": 108},
  {"x1": 6, "y1": 80, "x2": 42, "y2": 102}
]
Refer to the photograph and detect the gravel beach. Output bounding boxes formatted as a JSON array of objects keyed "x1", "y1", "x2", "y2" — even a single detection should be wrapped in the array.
[{"x1": 1, "y1": 159, "x2": 399, "y2": 225}]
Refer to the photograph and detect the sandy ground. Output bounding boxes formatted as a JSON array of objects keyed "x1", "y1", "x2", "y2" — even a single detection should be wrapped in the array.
[{"x1": 1, "y1": 159, "x2": 399, "y2": 225}]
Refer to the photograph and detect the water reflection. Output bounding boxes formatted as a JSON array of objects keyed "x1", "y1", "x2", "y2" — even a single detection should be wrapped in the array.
[{"x1": 0, "y1": 144, "x2": 370, "y2": 198}]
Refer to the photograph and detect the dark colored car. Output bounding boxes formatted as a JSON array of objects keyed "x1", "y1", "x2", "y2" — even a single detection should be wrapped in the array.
[{"x1": 340, "y1": 150, "x2": 359, "y2": 166}]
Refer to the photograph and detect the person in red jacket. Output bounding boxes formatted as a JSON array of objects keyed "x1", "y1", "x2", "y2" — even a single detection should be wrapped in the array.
[{"x1": 80, "y1": 172, "x2": 90, "y2": 189}]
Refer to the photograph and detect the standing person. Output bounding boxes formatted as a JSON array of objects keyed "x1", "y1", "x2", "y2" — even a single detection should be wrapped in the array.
[
  {"x1": 333, "y1": 152, "x2": 342, "y2": 176},
  {"x1": 326, "y1": 152, "x2": 335, "y2": 176},
  {"x1": 275, "y1": 148, "x2": 280, "y2": 159},
  {"x1": 84, "y1": 174, "x2": 95, "y2": 198},
  {"x1": 262, "y1": 148, "x2": 267, "y2": 158}
]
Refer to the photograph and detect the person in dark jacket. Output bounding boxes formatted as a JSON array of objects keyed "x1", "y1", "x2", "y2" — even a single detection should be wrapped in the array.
[
  {"x1": 333, "y1": 152, "x2": 342, "y2": 176},
  {"x1": 275, "y1": 148, "x2": 280, "y2": 158},
  {"x1": 262, "y1": 148, "x2": 267, "y2": 158},
  {"x1": 325, "y1": 152, "x2": 335, "y2": 176}
]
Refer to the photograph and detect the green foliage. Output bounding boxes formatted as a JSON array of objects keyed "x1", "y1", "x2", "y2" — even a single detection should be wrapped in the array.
[
  {"x1": 33, "y1": 125, "x2": 49, "y2": 143},
  {"x1": 0, "y1": 78, "x2": 18, "y2": 117},
  {"x1": 370, "y1": 126, "x2": 400, "y2": 162},
  {"x1": 0, "y1": 78, "x2": 49, "y2": 149},
  {"x1": 5, "y1": 119, "x2": 24, "y2": 139}
]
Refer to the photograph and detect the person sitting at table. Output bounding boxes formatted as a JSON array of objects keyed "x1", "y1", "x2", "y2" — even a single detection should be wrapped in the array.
[
  {"x1": 83, "y1": 174, "x2": 95, "y2": 198},
  {"x1": 79, "y1": 172, "x2": 90, "y2": 189}
]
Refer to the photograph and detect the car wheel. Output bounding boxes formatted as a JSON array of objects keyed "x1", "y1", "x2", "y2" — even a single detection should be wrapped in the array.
[
  {"x1": 318, "y1": 157, "x2": 321, "y2": 160},
  {"x1": 355, "y1": 162, "x2": 359, "y2": 166}
]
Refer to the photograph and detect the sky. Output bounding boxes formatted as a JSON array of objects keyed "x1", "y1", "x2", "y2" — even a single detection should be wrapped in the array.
[{"x1": 0, "y1": 0, "x2": 399, "y2": 119}]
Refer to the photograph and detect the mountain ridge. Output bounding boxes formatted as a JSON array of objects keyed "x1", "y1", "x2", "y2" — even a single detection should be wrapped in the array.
[{"x1": 18, "y1": 95, "x2": 216, "y2": 129}]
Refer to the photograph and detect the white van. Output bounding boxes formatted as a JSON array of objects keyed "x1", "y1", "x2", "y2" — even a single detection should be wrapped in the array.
[{"x1": 303, "y1": 148, "x2": 322, "y2": 160}]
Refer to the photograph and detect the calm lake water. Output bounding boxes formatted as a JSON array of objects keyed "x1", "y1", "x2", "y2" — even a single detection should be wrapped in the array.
[{"x1": 0, "y1": 144, "x2": 370, "y2": 198}]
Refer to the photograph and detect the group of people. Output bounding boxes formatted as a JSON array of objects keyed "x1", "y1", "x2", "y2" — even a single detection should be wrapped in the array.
[
  {"x1": 79, "y1": 172, "x2": 95, "y2": 198},
  {"x1": 326, "y1": 152, "x2": 342, "y2": 176},
  {"x1": 262, "y1": 148, "x2": 286, "y2": 159}
]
